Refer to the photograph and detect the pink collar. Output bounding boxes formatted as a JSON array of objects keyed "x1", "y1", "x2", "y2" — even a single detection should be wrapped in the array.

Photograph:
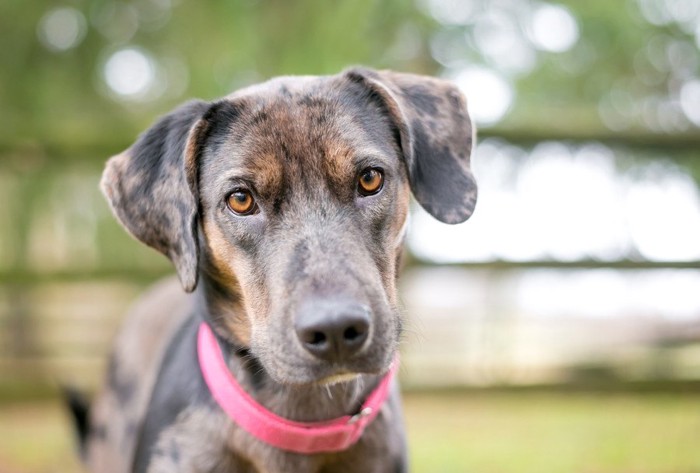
[{"x1": 197, "y1": 322, "x2": 398, "y2": 454}]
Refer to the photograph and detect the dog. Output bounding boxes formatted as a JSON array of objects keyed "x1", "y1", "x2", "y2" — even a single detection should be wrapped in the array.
[{"x1": 80, "y1": 67, "x2": 477, "y2": 473}]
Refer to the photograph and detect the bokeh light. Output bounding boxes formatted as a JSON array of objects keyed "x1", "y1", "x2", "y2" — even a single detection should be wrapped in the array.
[
  {"x1": 103, "y1": 47, "x2": 158, "y2": 100},
  {"x1": 528, "y1": 3, "x2": 579, "y2": 53},
  {"x1": 37, "y1": 7, "x2": 87, "y2": 52},
  {"x1": 472, "y1": 10, "x2": 537, "y2": 75},
  {"x1": 418, "y1": 0, "x2": 478, "y2": 26},
  {"x1": 452, "y1": 66, "x2": 514, "y2": 125},
  {"x1": 680, "y1": 79, "x2": 700, "y2": 125}
]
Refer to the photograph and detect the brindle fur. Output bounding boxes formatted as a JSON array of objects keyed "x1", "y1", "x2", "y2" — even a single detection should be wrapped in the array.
[{"x1": 89, "y1": 67, "x2": 477, "y2": 473}]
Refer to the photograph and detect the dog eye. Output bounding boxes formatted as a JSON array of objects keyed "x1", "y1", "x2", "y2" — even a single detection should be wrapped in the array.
[
  {"x1": 357, "y1": 168, "x2": 384, "y2": 196},
  {"x1": 226, "y1": 190, "x2": 257, "y2": 215}
]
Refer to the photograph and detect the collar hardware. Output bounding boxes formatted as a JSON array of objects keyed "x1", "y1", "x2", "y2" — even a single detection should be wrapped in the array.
[{"x1": 348, "y1": 407, "x2": 373, "y2": 424}]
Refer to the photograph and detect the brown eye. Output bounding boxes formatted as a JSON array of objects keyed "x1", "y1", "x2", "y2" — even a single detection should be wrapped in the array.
[
  {"x1": 357, "y1": 168, "x2": 384, "y2": 196},
  {"x1": 226, "y1": 190, "x2": 256, "y2": 215}
]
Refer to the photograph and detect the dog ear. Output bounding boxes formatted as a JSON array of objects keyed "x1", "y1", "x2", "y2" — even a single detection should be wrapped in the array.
[
  {"x1": 101, "y1": 100, "x2": 212, "y2": 292},
  {"x1": 344, "y1": 68, "x2": 477, "y2": 224}
]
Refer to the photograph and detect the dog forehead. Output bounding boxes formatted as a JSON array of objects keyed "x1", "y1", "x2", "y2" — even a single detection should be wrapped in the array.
[
  {"x1": 201, "y1": 75, "x2": 396, "y2": 194},
  {"x1": 231, "y1": 75, "x2": 365, "y2": 139},
  {"x1": 227, "y1": 73, "x2": 392, "y2": 144}
]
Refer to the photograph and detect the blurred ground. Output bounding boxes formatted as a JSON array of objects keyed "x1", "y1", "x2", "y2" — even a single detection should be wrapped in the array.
[{"x1": 1, "y1": 392, "x2": 698, "y2": 473}]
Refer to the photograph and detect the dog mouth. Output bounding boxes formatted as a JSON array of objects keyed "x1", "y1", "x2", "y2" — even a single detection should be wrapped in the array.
[
  {"x1": 259, "y1": 350, "x2": 391, "y2": 387},
  {"x1": 317, "y1": 372, "x2": 361, "y2": 386}
]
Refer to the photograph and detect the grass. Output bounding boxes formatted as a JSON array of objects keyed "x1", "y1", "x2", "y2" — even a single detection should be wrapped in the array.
[
  {"x1": 0, "y1": 401, "x2": 81, "y2": 473},
  {"x1": 404, "y1": 392, "x2": 700, "y2": 473},
  {"x1": 0, "y1": 392, "x2": 698, "y2": 473}
]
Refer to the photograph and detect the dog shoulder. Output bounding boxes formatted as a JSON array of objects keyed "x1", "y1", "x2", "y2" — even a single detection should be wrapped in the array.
[{"x1": 86, "y1": 277, "x2": 194, "y2": 473}]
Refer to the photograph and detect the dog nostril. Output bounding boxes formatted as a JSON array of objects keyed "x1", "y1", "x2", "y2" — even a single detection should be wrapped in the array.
[
  {"x1": 306, "y1": 331, "x2": 327, "y2": 346},
  {"x1": 343, "y1": 326, "x2": 362, "y2": 342},
  {"x1": 295, "y1": 302, "x2": 372, "y2": 361}
]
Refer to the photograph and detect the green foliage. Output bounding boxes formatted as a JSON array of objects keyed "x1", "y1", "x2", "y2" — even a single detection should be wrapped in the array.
[
  {"x1": 2, "y1": 0, "x2": 698, "y2": 159},
  {"x1": 0, "y1": 0, "x2": 433, "y2": 155}
]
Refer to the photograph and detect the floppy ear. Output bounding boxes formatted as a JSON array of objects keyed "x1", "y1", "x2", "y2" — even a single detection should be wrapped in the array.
[
  {"x1": 101, "y1": 100, "x2": 212, "y2": 292},
  {"x1": 344, "y1": 68, "x2": 477, "y2": 224}
]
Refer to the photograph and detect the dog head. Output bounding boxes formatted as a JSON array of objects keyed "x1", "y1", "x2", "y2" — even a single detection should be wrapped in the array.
[{"x1": 101, "y1": 68, "x2": 477, "y2": 385}]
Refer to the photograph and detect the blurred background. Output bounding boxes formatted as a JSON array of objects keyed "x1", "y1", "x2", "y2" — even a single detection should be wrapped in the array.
[{"x1": 1, "y1": 0, "x2": 699, "y2": 472}]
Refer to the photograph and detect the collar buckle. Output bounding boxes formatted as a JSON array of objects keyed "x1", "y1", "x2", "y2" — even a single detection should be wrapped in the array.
[{"x1": 348, "y1": 406, "x2": 373, "y2": 425}]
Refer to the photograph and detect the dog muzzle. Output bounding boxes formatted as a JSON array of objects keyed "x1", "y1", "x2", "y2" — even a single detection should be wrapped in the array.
[{"x1": 197, "y1": 322, "x2": 398, "y2": 454}]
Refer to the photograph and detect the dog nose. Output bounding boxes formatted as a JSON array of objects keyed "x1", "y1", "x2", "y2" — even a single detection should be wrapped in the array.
[{"x1": 295, "y1": 301, "x2": 371, "y2": 362}]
